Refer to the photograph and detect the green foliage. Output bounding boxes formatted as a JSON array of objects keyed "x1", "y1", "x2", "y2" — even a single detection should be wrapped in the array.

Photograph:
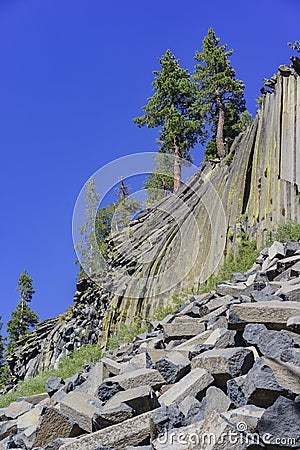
[
  {"x1": 134, "y1": 49, "x2": 204, "y2": 191},
  {"x1": 75, "y1": 177, "x2": 102, "y2": 277},
  {"x1": 6, "y1": 270, "x2": 38, "y2": 354},
  {"x1": 76, "y1": 177, "x2": 141, "y2": 278},
  {"x1": 0, "y1": 344, "x2": 102, "y2": 408},
  {"x1": 143, "y1": 153, "x2": 174, "y2": 204},
  {"x1": 269, "y1": 220, "x2": 300, "y2": 243},
  {"x1": 193, "y1": 28, "x2": 247, "y2": 159},
  {"x1": 106, "y1": 321, "x2": 147, "y2": 350},
  {"x1": 197, "y1": 239, "x2": 259, "y2": 294},
  {"x1": 288, "y1": 40, "x2": 300, "y2": 53}
]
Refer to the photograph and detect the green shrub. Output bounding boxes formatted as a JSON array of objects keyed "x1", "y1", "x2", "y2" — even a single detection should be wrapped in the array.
[
  {"x1": 197, "y1": 239, "x2": 259, "y2": 294},
  {"x1": 0, "y1": 344, "x2": 102, "y2": 408},
  {"x1": 106, "y1": 321, "x2": 147, "y2": 350},
  {"x1": 273, "y1": 220, "x2": 300, "y2": 243}
]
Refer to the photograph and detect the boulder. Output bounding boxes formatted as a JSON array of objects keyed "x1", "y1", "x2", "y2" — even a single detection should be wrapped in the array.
[
  {"x1": 163, "y1": 322, "x2": 206, "y2": 342},
  {"x1": 229, "y1": 301, "x2": 300, "y2": 330},
  {"x1": 191, "y1": 347, "x2": 254, "y2": 385},
  {"x1": 59, "y1": 410, "x2": 154, "y2": 450},
  {"x1": 149, "y1": 404, "x2": 185, "y2": 440},
  {"x1": 45, "y1": 377, "x2": 65, "y2": 397},
  {"x1": 34, "y1": 407, "x2": 83, "y2": 448},
  {"x1": 97, "y1": 381, "x2": 124, "y2": 403},
  {"x1": 186, "y1": 386, "x2": 231, "y2": 424},
  {"x1": 103, "y1": 385, "x2": 159, "y2": 416},
  {"x1": 154, "y1": 352, "x2": 190, "y2": 384},
  {"x1": 4, "y1": 401, "x2": 32, "y2": 420},
  {"x1": 103, "y1": 369, "x2": 165, "y2": 391},
  {"x1": 158, "y1": 368, "x2": 213, "y2": 406},
  {"x1": 59, "y1": 391, "x2": 103, "y2": 433},
  {"x1": 257, "y1": 396, "x2": 300, "y2": 448}
]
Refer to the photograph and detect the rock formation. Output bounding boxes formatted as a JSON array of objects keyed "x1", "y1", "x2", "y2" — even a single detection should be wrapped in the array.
[
  {"x1": 6, "y1": 59, "x2": 300, "y2": 382},
  {"x1": 1, "y1": 240, "x2": 300, "y2": 449}
]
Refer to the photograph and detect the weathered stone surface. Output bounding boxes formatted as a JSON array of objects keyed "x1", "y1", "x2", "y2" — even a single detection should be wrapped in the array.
[
  {"x1": 228, "y1": 357, "x2": 300, "y2": 408},
  {"x1": 34, "y1": 407, "x2": 82, "y2": 447},
  {"x1": 163, "y1": 322, "x2": 206, "y2": 342},
  {"x1": 186, "y1": 386, "x2": 231, "y2": 424},
  {"x1": 221, "y1": 404, "x2": 265, "y2": 433},
  {"x1": 45, "y1": 377, "x2": 65, "y2": 397},
  {"x1": 229, "y1": 301, "x2": 300, "y2": 330},
  {"x1": 103, "y1": 385, "x2": 159, "y2": 416},
  {"x1": 119, "y1": 353, "x2": 152, "y2": 374},
  {"x1": 287, "y1": 315, "x2": 300, "y2": 334},
  {"x1": 191, "y1": 347, "x2": 254, "y2": 384},
  {"x1": 76, "y1": 361, "x2": 104, "y2": 397},
  {"x1": 59, "y1": 410, "x2": 154, "y2": 450},
  {"x1": 243, "y1": 324, "x2": 295, "y2": 359},
  {"x1": 97, "y1": 381, "x2": 124, "y2": 403},
  {"x1": 4, "y1": 401, "x2": 32, "y2": 420},
  {"x1": 0, "y1": 421, "x2": 17, "y2": 441},
  {"x1": 152, "y1": 411, "x2": 264, "y2": 449},
  {"x1": 154, "y1": 352, "x2": 190, "y2": 384},
  {"x1": 17, "y1": 393, "x2": 48, "y2": 406},
  {"x1": 103, "y1": 369, "x2": 165, "y2": 391},
  {"x1": 17, "y1": 407, "x2": 42, "y2": 431},
  {"x1": 150, "y1": 404, "x2": 185, "y2": 440},
  {"x1": 158, "y1": 368, "x2": 213, "y2": 406},
  {"x1": 257, "y1": 396, "x2": 300, "y2": 448},
  {"x1": 59, "y1": 391, "x2": 103, "y2": 433}
]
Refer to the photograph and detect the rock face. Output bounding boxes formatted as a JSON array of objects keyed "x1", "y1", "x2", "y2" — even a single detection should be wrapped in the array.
[
  {"x1": 1, "y1": 240, "x2": 300, "y2": 449},
  {"x1": 5, "y1": 61, "x2": 300, "y2": 382}
]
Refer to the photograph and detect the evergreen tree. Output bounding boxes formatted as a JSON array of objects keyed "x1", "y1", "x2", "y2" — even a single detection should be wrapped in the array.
[
  {"x1": 193, "y1": 28, "x2": 247, "y2": 159},
  {"x1": 75, "y1": 177, "x2": 101, "y2": 277},
  {"x1": 134, "y1": 49, "x2": 204, "y2": 192},
  {"x1": 0, "y1": 316, "x2": 7, "y2": 388},
  {"x1": 7, "y1": 270, "x2": 38, "y2": 354},
  {"x1": 288, "y1": 40, "x2": 300, "y2": 53},
  {"x1": 76, "y1": 177, "x2": 141, "y2": 277},
  {"x1": 143, "y1": 153, "x2": 174, "y2": 205}
]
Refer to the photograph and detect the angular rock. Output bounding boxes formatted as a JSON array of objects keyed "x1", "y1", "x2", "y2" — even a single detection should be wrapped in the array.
[
  {"x1": 268, "y1": 241, "x2": 285, "y2": 260},
  {"x1": 17, "y1": 393, "x2": 48, "y2": 406},
  {"x1": 158, "y1": 368, "x2": 213, "y2": 406},
  {"x1": 103, "y1": 385, "x2": 159, "y2": 416},
  {"x1": 34, "y1": 407, "x2": 83, "y2": 448},
  {"x1": 221, "y1": 404, "x2": 265, "y2": 433},
  {"x1": 154, "y1": 352, "x2": 190, "y2": 384},
  {"x1": 186, "y1": 386, "x2": 231, "y2": 424},
  {"x1": 163, "y1": 321, "x2": 206, "y2": 342},
  {"x1": 45, "y1": 377, "x2": 65, "y2": 397},
  {"x1": 257, "y1": 396, "x2": 300, "y2": 448},
  {"x1": 287, "y1": 315, "x2": 300, "y2": 334},
  {"x1": 119, "y1": 353, "x2": 152, "y2": 374},
  {"x1": 228, "y1": 357, "x2": 300, "y2": 408},
  {"x1": 59, "y1": 391, "x2": 103, "y2": 433},
  {"x1": 150, "y1": 404, "x2": 185, "y2": 440},
  {"x1": 0, "y1": 420, "x2": 17, "y2": 440},
  {"x1": 191, "y1": 347, "x2": 254, "y2": 385},
  {"x1": 178, "y1": 395, "x2": 200, "y2": 416},
  {"x1": 97, "y1": 381, "x2": 124, "y2": 403},
  {"x1": 76, "y1": 361, "x2": 104, "y2": 397},
  {"x1": 59, "y1": 410, "x2": 154, "y2": 450},
  {"x1": 4, "y1": 401, "x2": 32, "y2": 420},
  {"x1": 229, "y1": 301, "x2": 300, "y2": 330},
  {"x1": 103, "y1": 368, "x2": 165, "y2": 391},
  {"x1": 243, "y1": 324, "x2": 295, "y2": 359}
]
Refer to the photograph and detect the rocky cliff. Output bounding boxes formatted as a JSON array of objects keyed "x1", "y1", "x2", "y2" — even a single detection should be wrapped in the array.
[
  {"x1": 7, "y1": 59, "x2": 300, "y2": 383},
  {"x1": 1, "y1": 241, "x2": 300, "y2": 449}
]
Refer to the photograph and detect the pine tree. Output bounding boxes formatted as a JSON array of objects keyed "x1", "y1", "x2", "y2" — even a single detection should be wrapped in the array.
[
  {"x1": 193, "y1": 28, "x2": 247, "y2": 159},
  {"x1": 7, "y1": 270, "x2": 38, "y2": 354},
  {"x1": 143, "y1": 153, "x2": 174, "y2": 204},
  {"x1": 288, "y1": 40, "x2": 300, "y2": 53},
  {"x1": 134, "y1": 49, "x2": 204, "y2": 192},
  {"x1": 75, "y1": 177, "x2": 102, "y2": 277},
  {"x1": 0, "y1": 317, "x2": 7, "y2": 388}
]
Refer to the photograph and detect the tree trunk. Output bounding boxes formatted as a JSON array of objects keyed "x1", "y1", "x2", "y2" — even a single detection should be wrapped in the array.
[
  {"x1": 173, "y1": 137, "x2": 181, "y2": 193},
  {"x1": 216, "y1": 93, "x2": 225, "y2": 159}
]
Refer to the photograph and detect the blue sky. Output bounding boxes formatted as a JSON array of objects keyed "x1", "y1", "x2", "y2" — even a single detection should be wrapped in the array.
[{"x1": 0, "y1": 0, "x2": 299, "y2": 330}]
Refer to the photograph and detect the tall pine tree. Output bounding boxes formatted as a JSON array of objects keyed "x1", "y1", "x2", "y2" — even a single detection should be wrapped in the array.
[
  {"x1": 7, "y1": 270, "x2": 38, "y2": 354},
  {"x1": 134, "y1": 49, "x2": 204, "y2": 192},
  {"x1": 193, "y1": 28, "x2": 247, "y2": 159}
]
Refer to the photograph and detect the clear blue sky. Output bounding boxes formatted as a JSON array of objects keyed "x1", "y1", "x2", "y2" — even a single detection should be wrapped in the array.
[{"x1": 0, "y1": 0, "x2": 299, "y2": 330}]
